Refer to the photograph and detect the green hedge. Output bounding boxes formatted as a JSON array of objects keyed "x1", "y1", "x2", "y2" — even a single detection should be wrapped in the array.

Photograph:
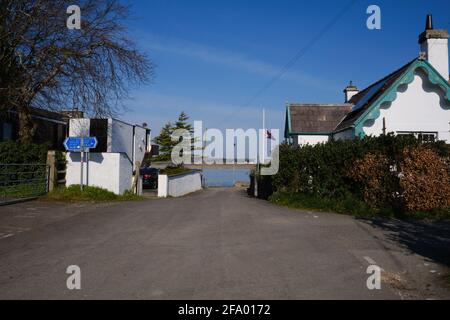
[
  {"x1": 270, "y1": 134, "x2": 450, "y2": 215},
  {"x1": 0, "y1": 140, "x2": 66, "y2": 164},
  {"x1": 0, "y1": 141, "x2": 50, "y2": 164}
]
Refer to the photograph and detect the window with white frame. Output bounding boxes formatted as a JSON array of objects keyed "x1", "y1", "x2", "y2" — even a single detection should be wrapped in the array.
[{"x1": 396, "y1": 131, "x2": 437, "y2": 143}]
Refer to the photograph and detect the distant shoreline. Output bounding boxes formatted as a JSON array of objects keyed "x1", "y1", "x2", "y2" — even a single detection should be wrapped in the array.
[{"x1": 152, "y1": 161, "x2": 256, "y2": 170}]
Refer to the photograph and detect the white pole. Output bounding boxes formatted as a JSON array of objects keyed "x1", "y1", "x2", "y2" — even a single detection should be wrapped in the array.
[
  {"x1": 86, "y1": 150, "x2": 89, "y2": 186},
  {"x1": 262, "y1": 108, "x2": 266, "y2": 165},
  {"x1": 80, "y1": 137, "x2": 84, "y2": 191}
]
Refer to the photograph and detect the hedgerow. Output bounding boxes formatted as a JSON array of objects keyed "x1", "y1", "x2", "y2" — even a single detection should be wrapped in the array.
[
  {"x1": 270, "y1": 134, "x2": 450, "y2": 216},
  {"x1": 0, "y1": 140, "x2": 50, "y2": 164}
]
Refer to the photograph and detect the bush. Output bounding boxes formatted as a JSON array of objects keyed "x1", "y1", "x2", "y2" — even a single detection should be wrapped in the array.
[
  {"x1": 400, "y1": 145, "x2": 450, "y2": 211},
  {"x1": 347, "y1": 152, "x2": 399, "y2": 209},
  {"x1": 160, "y1": 165, "x2": 192, "y2": 176},
  {"x1": 0, "y1": 141, "x2": 50, "y2": 164},
  {"x1": 0, "y1": 140, "x2": 66, "y2": 164},
  {"x1": 271, "y1": 134, "x2": 450, "y2": 217}
]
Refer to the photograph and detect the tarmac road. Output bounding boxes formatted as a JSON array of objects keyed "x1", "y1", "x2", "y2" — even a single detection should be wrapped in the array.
[{"x1": 0, "y1": 188, "x2": 449, "y2": 299}]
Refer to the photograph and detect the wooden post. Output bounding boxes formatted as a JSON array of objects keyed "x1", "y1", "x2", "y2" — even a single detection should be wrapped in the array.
[
  {"x1": 131, "y1": 161, "x2": 141, "y2": 195},
  {"x1": 46, "y1": 151, "x2": 56, "y2": 192}
]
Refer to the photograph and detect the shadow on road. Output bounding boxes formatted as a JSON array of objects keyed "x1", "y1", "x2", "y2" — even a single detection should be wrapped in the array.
[{"x1": 359, "y1": 218, "x2": 450, "y2": 267}]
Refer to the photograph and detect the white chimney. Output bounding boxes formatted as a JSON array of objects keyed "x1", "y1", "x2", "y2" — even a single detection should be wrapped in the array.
[
  {"x1": 419, "y1": 14, "x2": 449, "y2": 80},
  {"x1": 343, "y1": 81, "x2": 359, "y2": 103}
]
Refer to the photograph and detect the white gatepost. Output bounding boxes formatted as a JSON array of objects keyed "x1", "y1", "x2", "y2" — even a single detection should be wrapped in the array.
[{"x1": 158, "y1": 174, "x2": 169, "y2": 198}]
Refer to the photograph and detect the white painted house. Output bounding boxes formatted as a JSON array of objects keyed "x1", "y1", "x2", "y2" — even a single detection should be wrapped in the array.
[
  {"x1": 66, "y1": 118, "x2": 151, "y2": 195},
  {"x1": 285, "y1": 15, "x2": 450, "y2": 145}
]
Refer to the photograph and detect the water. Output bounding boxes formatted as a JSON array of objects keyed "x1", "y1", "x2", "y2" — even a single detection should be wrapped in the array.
[{"x1": 202, "y1": 168, "x2": 251, "y2": 187}]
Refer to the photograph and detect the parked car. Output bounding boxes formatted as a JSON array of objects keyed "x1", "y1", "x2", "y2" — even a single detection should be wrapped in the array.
[{"x1": 140, "y1": 167, "x2": 159, "y2": 190}]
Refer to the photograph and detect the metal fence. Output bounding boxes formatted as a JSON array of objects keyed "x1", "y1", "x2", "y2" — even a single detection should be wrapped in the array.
[{"x1": 0, "y1": 164, "x2": 49, "y2": 205}]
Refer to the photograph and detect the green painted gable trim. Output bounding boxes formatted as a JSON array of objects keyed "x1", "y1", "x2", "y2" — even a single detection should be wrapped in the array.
[
  {"x1": 353, "y1": 59, "x2": 450, "y2": 138},
  {"x1": 285, "y1": 105, "x2": 292, "y2": 138}
]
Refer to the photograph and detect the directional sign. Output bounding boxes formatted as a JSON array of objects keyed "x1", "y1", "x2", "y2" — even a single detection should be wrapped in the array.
[
  {"x1": 64, "y1": 137, "x2": 82, "y2": 151},
  {"x1": 83, "y1": 137, "x2": 98, "y2": 149},
  {"x1": 64, "y1": 137, "x2": 98, "y2": 152}
]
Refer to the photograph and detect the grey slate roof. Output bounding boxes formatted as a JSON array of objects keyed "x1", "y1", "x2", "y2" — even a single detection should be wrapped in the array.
[{"x1": 287, "y1": 104, "x2": 352, "y2": 134}]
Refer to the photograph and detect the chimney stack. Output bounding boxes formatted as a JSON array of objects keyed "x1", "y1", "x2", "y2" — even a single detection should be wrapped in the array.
[
  {"x1": 343, "y1": 81, "x2": 359, "y2": 103},
  {"x1": 419, "y1": 14, "x2": 449, "y2": 80},
  {"x1": 425, "y1": 14, "x2": 433, "y2": 30}
]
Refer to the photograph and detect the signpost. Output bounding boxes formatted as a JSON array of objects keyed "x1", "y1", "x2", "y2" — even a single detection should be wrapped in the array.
[
  {"x1": 63, "y1": 137, "x2": 98, "y2": 151},
  {"x1": 63, "y1": 137, "x2": 98, "y2": 191}
]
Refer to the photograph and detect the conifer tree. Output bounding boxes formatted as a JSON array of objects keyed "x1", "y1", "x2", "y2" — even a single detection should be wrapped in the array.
[
  {"x1": 154, "y1": 122, "x2": 175, "y2": 160},
  {"x1": 154, "y1": 112, "x2": 198, "y2": 162},
  {"x1": 175, "y1": 111, "x2": 193, "y2": 132}
]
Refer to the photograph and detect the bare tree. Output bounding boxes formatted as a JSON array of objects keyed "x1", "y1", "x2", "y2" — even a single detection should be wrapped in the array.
[{"x1": 0, "y1": 0, "x2": 154, "y2": 142}]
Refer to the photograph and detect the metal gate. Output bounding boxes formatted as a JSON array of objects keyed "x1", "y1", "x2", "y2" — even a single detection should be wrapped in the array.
[{"x1": 0, "y1": 164, "x2": 49, "y2": 205}]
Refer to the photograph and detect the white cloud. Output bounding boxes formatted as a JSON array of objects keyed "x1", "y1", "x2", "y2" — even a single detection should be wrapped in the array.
[{"x1": 143, "y1": 35, "x2": 337, "y2": 90}]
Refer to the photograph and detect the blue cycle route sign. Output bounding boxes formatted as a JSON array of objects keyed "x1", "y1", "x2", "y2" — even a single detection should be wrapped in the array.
[{"x1": 63, "y1": 137, "x2": 98, "y2": 152}]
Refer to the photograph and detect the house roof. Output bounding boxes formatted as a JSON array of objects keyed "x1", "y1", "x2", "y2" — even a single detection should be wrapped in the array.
[
  {"x1": 285, "y1": 57, "x2": 450, "y2": 139},
  {"x1": 334, "y1": 58, "x2": 417, "y2": 132},
  {"x1": 334, "y1": 58, "x2": 450, "y2": 134},
  {"x1": 286, "y1": 103, "x2": 352, "y2": 135}
]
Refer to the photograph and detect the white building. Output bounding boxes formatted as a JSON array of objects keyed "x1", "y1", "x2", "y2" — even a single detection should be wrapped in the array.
[
  {"x1": 66, "y1": 118, "x2": 151, "y2": 195},
  {"x1": 285, "y1": 15, "x2": 450, "y2": 145}
]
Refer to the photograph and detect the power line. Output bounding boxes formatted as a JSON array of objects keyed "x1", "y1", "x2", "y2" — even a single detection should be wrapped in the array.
[{"x1": 221, "y1": 0, "x2": 360, "y2": 125}]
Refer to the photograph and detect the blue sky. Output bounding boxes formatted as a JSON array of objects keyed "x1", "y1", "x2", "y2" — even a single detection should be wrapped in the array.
[{"x1": 121, "y1": 0, "x2": 450, "y2": 136}]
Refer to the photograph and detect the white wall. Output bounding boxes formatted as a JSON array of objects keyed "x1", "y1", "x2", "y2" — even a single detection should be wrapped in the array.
[
  {"x1": 422, "y1": 38, "x2": 449, "y2": 80},
  {"x1": 69, "y1": 119, "x2": 90, "y2": 137},
  {"x1": 362, "y1": 69, "x2": 450, "y2": 143},
  {"x1": 66, "y1": 152, "x2": 132, "y2": 195},
  {"x1": 110, "y1": 120, "x2": 149, "y2": 164},
  {"x1": 66, "y1": 118, "x2": 150, "y2": 195},
  {"x1": 296, "y1": 135, "x2": 329, "y2": 146},
  {"x1": 111, "y1": 120, "x2": 134, "y2": 161},
  {"x1": 345, "y1": 90, "x2": 359, "y2": 103},
  {"x1": 133, "y1": 126, "x2": 148, "y2": 165},
  {"x1": 69, "y1": 118, "x2": 149, "y2": 164},
  {"x1": 158, "y1": 171, "x2": 203, "y2": 198}
]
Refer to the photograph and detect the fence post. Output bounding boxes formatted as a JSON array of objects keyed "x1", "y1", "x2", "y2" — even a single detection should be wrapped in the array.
[
  {"x1": 131, "y1": 161, "x2": 141, "y2": 195},
  {"x1": 46, "y1": 151, "x2": 56, "y2": 192}
]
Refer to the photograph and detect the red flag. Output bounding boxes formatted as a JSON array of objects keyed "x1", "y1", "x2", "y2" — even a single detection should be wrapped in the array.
[{"x1": 266, "y1": 130, "x2": 276, "y2": 141}]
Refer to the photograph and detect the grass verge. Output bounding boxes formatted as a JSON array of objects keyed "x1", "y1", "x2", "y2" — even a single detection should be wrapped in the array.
[
  {"x1": 269, "y1": 192, "x2": 378, "y2": 217},
  {"x1": 269, "y1": 192, "x2": 450, "y2": 220},
  {"x1": 44, "y1": 185, "x2": 143, "y2": 202},
  {"x1": 0, "y1": 183, "x2": 47, "y2": 199}
]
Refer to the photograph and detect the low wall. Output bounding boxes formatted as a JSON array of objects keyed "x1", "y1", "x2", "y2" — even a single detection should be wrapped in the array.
[
  {"x1": 66, "y1": 152, "x2": 132, "y2": 195},
  {"x1": 158, "y1": 170, "x2": 203, "y2": 198}
]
